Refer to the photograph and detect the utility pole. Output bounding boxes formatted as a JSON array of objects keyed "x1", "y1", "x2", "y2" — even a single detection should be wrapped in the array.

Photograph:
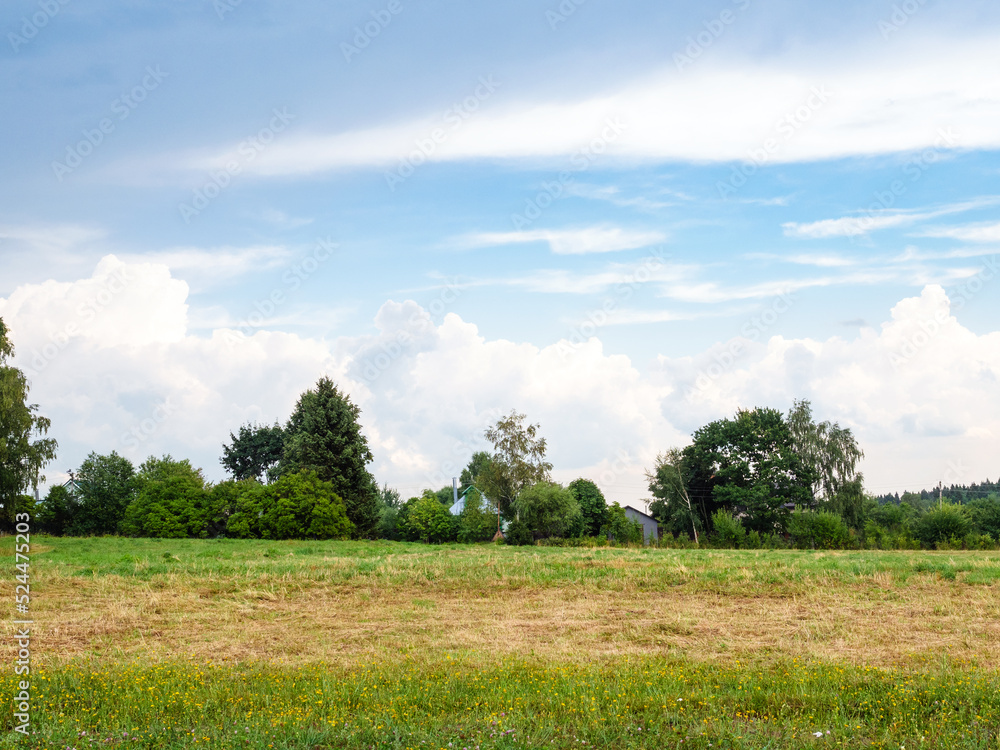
[{"x1": 938, "y1": 481, "x2": 943, "y2": 508}]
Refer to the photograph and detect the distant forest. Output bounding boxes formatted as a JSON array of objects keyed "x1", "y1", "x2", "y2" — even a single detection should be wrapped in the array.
[{"x1": 876, "y1": 479, "x2": 1000, "y2": 508}]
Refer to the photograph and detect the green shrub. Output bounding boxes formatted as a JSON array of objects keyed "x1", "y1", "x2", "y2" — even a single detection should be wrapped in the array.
[
  {"x1": 786, "y1": 510, "x2": 850, "y2": 549},
  {"x1": 600, "y1": 503, "x2": 644, "y2": 546},
  {"x1": 744, "y1": 529, "x2": 762, "y2": 549},
  {"x1": 915, "y1": 504, "x2": 971, "y2": 548},
  {"x1": 505, "y1": 518, "x2": 534, "y2": 546},
  {"x1": 711, "y1": 509, "x2": 747, "y2": 548}
]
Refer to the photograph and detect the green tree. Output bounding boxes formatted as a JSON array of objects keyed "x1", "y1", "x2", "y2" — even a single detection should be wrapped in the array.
[
  {"x1": 600, "y1": 502, "x2": 644, "y2": 545},
  {"x1": 515, "y1": 481, "x2": 581, "y2": 540},
  {"x1": 34, "y1": 484, "x2": 77, "y2": 535},
  {"x1": 915, "y1": 504, "x2": 971, "y2": 548},
  {"x1": 478, "y1": 410, "x2": 552, "y2": 521},
  {"x1": 221, "y1": 422, "x2": 284, "y2": 482},
  {"x1": 279, "y1": 377, "x2": 379, "y2": 537},
  {"x1": 0, "y1": 318, "x2": 58, "y2": 527},
  {"x1": 646, "y1": 448, "x2": 701, "y2": 543},
  {"x1": 456, "y1": 487, "x2": 497, "y2": 543},
  {"x1": 222, "y1": 479, "x2": 268, "y2": 538},
  {"x1": 568, "y1": 478, "x2": 607, "y2": 537},
  {"x1": 121, "y1": 456, "x2": 220, "y2": 538},
  {"x1": 71, "y1": 451, "x2": 139, "y2": 535},
  {"x1": 375, "y1": 483, "x2": 403, "y2": 540},
  {"x1": 404, "y1": 491, "x2": 457, "y2": 543},
  {"x1": 683, "y1": 407, "x2": 814, "y2": 534},
  {"x1": 787, "y1": 399, "x2": 865, "y2": 526},
  {"x1": 258, "y1": 470, "x2": 353, "y2": 540},
  {"x1": 710, "y1": 508, "x2": 747, "y2": 548},
  {"x1": 459, "y1": 451, "x2": 493, "y2": 493},
  {"x1": 786, "y1": 509, "x2": 851, "y2": 549},
  {"x1": 967, "y1": 497, "x2": 1000, "y2": 541}
]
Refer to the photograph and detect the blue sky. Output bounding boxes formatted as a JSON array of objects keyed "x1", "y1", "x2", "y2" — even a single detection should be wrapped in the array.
[{"x1": 2, "y1": 0, "x2": 999, "y2": 502}]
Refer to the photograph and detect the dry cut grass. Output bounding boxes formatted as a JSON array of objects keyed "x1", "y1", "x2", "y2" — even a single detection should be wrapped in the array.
[{"x1": 5, "y1": 537, "x2": 1000, "y2": 670}]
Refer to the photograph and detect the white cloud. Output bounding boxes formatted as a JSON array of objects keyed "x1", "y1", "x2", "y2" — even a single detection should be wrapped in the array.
[
  {"x1": 783, "y1": 198, "x2": 1000, "y2": 239},
  {"x1": 4, "y1": 259, "x2": 999, "y2": 506},
  {"x1": 0, "y1": 223, "x2": 106, "y2": 253},
  {"x1": 167, "y1": 35, "x2": 1000, "y2": 176},
  {"x1": 460, "y1": 226, "x2": 667, "y2": 255},
  {"x1": 916, "y1": 221, "x2": 1000, "y2": 243},
  {"x1": 120, "y1": 245, "x2": 292, "y2": 279}
]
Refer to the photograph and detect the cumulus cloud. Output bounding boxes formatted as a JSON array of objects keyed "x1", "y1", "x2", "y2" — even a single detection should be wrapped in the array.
[{"x1": 2, "y1": 258, "x2": 998, "y2": 504}]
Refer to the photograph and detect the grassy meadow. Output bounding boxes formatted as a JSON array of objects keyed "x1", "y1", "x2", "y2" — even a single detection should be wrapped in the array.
[{"x1": 3, "y1": 536, "x2": 1000, "y2": 748}]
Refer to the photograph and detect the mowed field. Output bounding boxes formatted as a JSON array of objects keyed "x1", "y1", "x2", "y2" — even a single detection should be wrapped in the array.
[{"x1": 3, "y1": 537, "x2": 1000, "y2": 749}]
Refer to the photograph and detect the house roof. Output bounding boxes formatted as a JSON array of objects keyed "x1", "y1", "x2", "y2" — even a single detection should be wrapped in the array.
[{"x1": 623, "y1": 505, "x2": 657, "y2": 524}]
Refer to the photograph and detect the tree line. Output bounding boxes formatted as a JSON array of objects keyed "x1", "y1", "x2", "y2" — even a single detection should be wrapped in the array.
[{"x1": 2, "y1": 316, "x2": 997, "y2": 548}]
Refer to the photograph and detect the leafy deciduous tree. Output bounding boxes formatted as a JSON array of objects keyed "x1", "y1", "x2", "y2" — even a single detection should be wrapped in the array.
[
  {"x1": 683, "y1": 407, "x2": 814, "y2": 534},
  {"x1": 646, "y1": 448, "x2": 701, "y2": 543},
  {"x1": 72, "y1": 451, "x2": 139, "y2": 535},
  {"x1": 0, "y1": 318, "x2": 57, "y2": 527},
  {"x1": 568, "y1": 478, "x2": 607, "y2": 537},
  {"x1": 515, "y1": 481, "x2": 581, "y2": 540},
  {"x1": 121, "y1": 456, "x2": 220, "y2": 538},
  {"x1": 221, "y1": 422, "x2": 284, "y2": 483},
  {"x1": 786, "y1": 399, "x2": 865, "y2": 526},
  {"x1": 478, "y1": 410, "x2": 552, "y2": 521},
  {"x1": 404, "y1": 491, "x2": 457, "y2": 544}
]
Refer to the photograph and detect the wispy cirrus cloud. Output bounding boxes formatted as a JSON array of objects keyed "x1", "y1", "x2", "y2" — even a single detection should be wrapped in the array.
[
  {"x1": 0, "y1": 223, "x2": 106, "y2": 253},
  {"x1": 459, "y1": 226, "x2": 667, "y2": 255},
  {"x1": 915, "y1": 221, "x2": 1000, "y2": 243},
  {"x1": 783, "y1": 197, "x2": 1000, "y2": 239},
  {"x1": 120, "y1": 246, "x2": 292, "y2": 279},
  {"x1": 159, "y1": 36, "x2": 1000, "y2": 180}
]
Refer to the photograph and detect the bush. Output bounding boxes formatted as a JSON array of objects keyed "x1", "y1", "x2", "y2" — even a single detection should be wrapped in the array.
[
  {"x1": 915, "y1": 504, "x2": 971, "y2": 548},
  {"x1": 786, "y1": 510, "x2": 850, "y2": 549},
  {"x1": 457, "y1": 488, "x2": 499, "y2": 543},
  {"x1": 515, "y1": 482, "x2": 582, "y2": 540},
  {"x1": 403, "y1": 493, "x2": 457, "y2": 544},
  {"x1": 711, "y1": 509, "x2": 747, "y2": 548},
  {"x1": 601, "y1": 503, "x2": 644, "y2": 546},
  {"x1": 259, "y1": 470, "x2": 354, "y2": 540},
  {"x1": 505, "y1": 518, "x2": 534, "y2": 546}
]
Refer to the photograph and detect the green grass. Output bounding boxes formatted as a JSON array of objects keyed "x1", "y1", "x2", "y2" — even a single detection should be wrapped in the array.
[
  {"x1": 3, "y1": 657, "x2": 999, "y2": 749},
  {"x1": 30, "y1": 536, "x2": 1000, "y2": 591},
  {"x1": 3, "y1": 536, "x2": 1000, "y2": 748}
]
